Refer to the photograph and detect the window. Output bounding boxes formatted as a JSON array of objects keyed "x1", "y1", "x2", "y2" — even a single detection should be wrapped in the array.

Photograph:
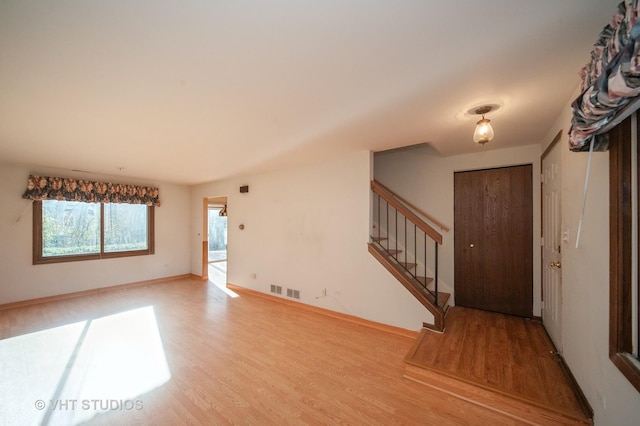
[
  {"x1": 33, "y1": 200, "x2": 154, "y2": 264},
  {"x1": 609, "y1": 113, "x2": 640, "y2": 393}
]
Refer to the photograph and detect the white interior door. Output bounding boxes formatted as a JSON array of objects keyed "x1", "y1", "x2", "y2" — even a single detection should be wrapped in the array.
[{"x1": 542, "y1": 142, "x2": 563, "y2": 351}]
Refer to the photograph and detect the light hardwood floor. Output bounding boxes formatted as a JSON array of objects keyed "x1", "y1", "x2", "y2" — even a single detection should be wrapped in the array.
[
  {"x1": 2, "y1": 277, "x2": 532, "y2": 425},
  {"x1": 405, "y1": 307, "x2": 591, "y2": 425}
]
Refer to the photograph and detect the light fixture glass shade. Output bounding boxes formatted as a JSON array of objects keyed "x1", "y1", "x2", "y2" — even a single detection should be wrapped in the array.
[{"x1": 473, "y1": 117, "x2": 494, "y2": 145}]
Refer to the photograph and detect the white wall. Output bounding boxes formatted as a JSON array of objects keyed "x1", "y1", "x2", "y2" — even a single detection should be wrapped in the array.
[
  {"x1": 191, "y1": 150, "x2": 430, "y2": 331},
  {"x1": 540, "y1": 94, "x2": 640, "y2": 426},
  {"x1": 0, "y1": 163, "x2": 192, "y2": 304},
  {"x1": 374, "y1": 143, "x2": 542, "y2": 315}
]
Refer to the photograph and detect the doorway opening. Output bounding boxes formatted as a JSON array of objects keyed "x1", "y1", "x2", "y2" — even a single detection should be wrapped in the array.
[
  {"x1": 203, "y1": 197, "x2": 227, "y2": 289},
  {"x1": 208, "y1": 206, "x2": 227, "y2": 263}
]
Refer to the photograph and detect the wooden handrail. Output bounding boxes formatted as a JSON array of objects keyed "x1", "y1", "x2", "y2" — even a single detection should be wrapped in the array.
[
  {"x1": 371, "y1": 180, "x2": 443, "y2": 245},
  {"x1": 372, "y1": 180, "x2": 450, "y2": 233}
]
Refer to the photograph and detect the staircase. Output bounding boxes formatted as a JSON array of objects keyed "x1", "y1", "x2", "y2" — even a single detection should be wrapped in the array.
[
  {"x1": 369, "y1": 180, "x2": 450, "y2": 332},
  {"x1": 369, "y1": 182, "x2": 593, "y2": 424}
]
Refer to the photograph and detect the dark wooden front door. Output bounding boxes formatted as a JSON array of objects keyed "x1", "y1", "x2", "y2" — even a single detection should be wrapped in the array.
[{"x1": 454, "y1": 165, "x2": 533, "y2": 317}]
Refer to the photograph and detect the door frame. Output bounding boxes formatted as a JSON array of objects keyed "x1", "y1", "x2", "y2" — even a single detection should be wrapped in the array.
[
  {"x1": 541, "y1": 130, "x2": 563, "y2": 350},
  {"x1": 202, "y1": 196, "x2": 228, "y2": 279},
  {"x1": 453, "y1": 164, "x2": 534, "y2": 317}
]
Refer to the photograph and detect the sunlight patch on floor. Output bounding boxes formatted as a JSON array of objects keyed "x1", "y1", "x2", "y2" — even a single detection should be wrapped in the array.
[
  {"x1": 0, "y1": 306, "x2": 170, "y2": 425},
  {"x1": 208, "y1": 262, "x2": 238, "y2": 298}
]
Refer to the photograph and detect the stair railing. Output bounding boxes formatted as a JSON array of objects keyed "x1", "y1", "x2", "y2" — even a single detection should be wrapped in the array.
[
  {"x1": 373, "y1": 180, "x2": 450, "y2": 232},
  {"x1": 371, "y1": 180, "x2": 444, "y2": 307}
]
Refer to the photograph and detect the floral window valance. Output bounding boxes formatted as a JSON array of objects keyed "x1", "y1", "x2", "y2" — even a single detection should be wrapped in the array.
[
  {"x1": 569, "y1": 1, "x2": 640, "y2": 151},
  {"x1": 22, "y1": 174, "x2": 161, "y2": 207}
]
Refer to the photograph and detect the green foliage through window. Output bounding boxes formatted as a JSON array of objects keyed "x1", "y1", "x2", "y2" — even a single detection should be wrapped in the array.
[
  {"x1": 104, "y1": 203, "x2": 148, "y2": 253},
  {"x1": 42, "y1": 201, "x2": 100, "y2": 256},
  {"x1": 208, "y1": 207, "x2": 227, "y2": 252},
  {"x1": 35, "y1": 200, "x2": 153, "y2": 263}
]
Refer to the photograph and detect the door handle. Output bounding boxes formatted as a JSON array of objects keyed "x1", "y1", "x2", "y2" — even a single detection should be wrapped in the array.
[{"x1": 549, "y1": 261, "x2": 562, "y2": 268}]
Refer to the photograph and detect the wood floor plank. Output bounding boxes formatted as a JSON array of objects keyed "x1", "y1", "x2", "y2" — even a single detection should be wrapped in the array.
[
  {"x1": 0, "y1": 278, "x2": 536, "y2": 425},
  {"x1": 405, "y1": 306, "x2": 591, "y2": 424}
]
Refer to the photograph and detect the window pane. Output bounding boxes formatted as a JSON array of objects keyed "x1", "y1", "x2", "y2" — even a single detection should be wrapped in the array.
[
  {"x1": 104, "y1": 203, "x2": 148, "y2": 253},
  {"x1": 42, "y1": 200, "x2": 100, "y2": 257}
]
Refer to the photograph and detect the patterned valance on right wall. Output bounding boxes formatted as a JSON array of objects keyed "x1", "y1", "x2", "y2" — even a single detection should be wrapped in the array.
[{"x1": 569, "y1": 1, "x2": 640, "y2": 152}]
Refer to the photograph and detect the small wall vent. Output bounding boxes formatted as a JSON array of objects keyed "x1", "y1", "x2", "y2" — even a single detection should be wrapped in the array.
[{"x1": 271, "y1": 285, "x2": 283, "y2": 295}]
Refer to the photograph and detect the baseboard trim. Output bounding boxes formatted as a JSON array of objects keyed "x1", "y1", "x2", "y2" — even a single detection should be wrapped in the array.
[
  {"x1": 542, "y1": 330, "x2": 594, "y2": 420},
  {"x1": 190, "y1": 273, "x2": 208, "y2": 281},
  {"x1": 226, "y1": 283, "x2": 419, "y2": 340},
  {"x1": 0, "y1": 274, "x2": 195, "y2": 311},
  {"x1": 538, "y1": 327, "x2": 593, "y2": 419},
  {"x1": 556, "y1": 352, "x2": 594, "y2": 420}
]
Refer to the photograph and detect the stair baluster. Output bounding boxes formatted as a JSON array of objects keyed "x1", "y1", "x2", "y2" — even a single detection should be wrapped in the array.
[{"x1": 369, "y1": 180, "x2": 447, "y2": 331}]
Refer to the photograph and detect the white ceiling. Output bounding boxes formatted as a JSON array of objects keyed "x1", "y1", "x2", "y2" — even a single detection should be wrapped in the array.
[{"x1": 0, "y1": 1, "x2": 617, "y2": 185}]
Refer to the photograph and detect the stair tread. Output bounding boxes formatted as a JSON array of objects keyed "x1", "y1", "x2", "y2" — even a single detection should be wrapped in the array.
[
  {"x1": 415, "y1": 276, "x2": 434, "y2": 286},
  {"x1": 367, "y1": 242, "x2": 445, "y2": 331},
  {"x1": 371, "y1": 236, "x2": 388, "y2": 242},
  {"x1": 431, "y1": 292, "x2": 450, "y2": 307},
  {"x1": 385, "y1": 249, "x2": 402, "y2": 255},
  {"x1": 414, "y1": 281, "x2": 450, "y2": 307},
  {"x1": 413, "y1": 277, "x2": 448, "y2": 306}
]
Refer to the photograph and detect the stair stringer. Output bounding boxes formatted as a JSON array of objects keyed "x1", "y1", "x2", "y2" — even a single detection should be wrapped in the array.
[
  {"x1": 368, "y1": 243, "x2": 447, "y2": 332},
  {"x1": 373, "y1": 224, "x2": 454, "y2": 303}
]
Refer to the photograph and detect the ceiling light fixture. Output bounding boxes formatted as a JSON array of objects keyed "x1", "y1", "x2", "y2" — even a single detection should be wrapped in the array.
[{"x1": 472, "y1": 105, "x2": 494, "y2": 145}]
